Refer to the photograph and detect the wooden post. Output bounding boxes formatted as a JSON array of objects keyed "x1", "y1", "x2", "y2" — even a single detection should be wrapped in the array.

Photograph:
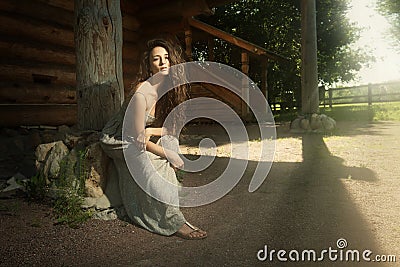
[
  {"x1": 241, "y1": 51, "x2": 249, "y2": 118},
  {"x1": 185, "y1": 28, "x2": 193, "y2": 61},
  {"x1": 368, "y1": 83, "x2": 373, "y2": 106},
  {"x1": 261, "y1": 60, "x2": 268, "y2": 99},
  {"x1": 208, "y1": 37, "x2": 215, "y2": 61},
  {"x1": 300, "y1": 0, "x2": 319, "y2": 114},
  {"x1": 329, "y1": 88, "x2": 333, "y2": 108},
  {"x1": 75, "y1": 0, "x2": 124, "y2": 130}
]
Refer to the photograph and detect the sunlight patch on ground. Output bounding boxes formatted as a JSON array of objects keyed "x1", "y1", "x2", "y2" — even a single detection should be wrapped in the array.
[{"x1": 273, "y1": 138, "x2": 303, "y2": 163}]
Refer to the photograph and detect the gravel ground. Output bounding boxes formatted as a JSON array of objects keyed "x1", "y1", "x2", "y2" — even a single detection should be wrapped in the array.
[{"x1": 1, "y1": 121, "x2": 399, "y2": 266}]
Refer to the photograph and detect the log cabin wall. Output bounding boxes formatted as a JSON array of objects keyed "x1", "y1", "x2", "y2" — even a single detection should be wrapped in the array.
[
  {"x1": 0, "y1": 0, "x2": 244, "y2": 127},
  {"x1": 0, "y1": 0, "x2": 141, "y2": 127}
]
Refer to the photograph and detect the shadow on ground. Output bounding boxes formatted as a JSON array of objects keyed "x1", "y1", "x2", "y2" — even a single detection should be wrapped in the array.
[{"x1": 135, "y1": 132, "x2": 385, "y2": 266}]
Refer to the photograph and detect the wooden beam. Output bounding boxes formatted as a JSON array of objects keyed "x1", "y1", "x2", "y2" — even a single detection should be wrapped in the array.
[
  {"x1": 188, "y1": 18, "x2": 288, "y2": 62},
  {"x1": 0, "y1": 104, "x2": 77, "y2": 126}
]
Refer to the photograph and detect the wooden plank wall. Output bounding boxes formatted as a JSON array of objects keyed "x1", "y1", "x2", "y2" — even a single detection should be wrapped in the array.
[{"x1": 0, "y1": 0, "x2": 140, "y2": 126}]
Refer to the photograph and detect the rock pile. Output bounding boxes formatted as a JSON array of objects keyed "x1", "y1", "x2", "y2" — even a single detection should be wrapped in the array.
[
  {"x1": 290, "y1": 113, "x2": 336, "y2": 133},
  {"x1": 0, "y1": 126, "x2": 123, "y2": 220}
]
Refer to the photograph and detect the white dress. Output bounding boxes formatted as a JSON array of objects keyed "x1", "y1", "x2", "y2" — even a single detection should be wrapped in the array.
[{"x1": 100, "y1": 98, "x2": 186, "y2": 236}]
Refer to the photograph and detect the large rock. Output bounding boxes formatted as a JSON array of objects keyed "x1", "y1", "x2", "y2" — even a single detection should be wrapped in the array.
[
  {"x1": 300, "y1": 118, "x2": 311, "y2": 131},
  {"x1": 36, "y1": 141, "x2": 69, "y2": 182},
  {"x1": 35, "y1": 142, "x2": 57, "y2": 164},
  {"x1": 291, "y1": 113, "x2": 336, "y2": 133},
  {"x1": 320, "y1": 114, "x2": 336, "y2": 131},
  {"x1": 83, "y1": 142, "x2": 109, "y2": 198},
  {"x1": 310, "y1": 113, "x2": 323, "y2": 130}
]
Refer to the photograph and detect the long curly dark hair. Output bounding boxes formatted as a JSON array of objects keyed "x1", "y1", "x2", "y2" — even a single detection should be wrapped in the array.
[{"x1": 130, "y1": 37, "x2": 189, "y2": 134}]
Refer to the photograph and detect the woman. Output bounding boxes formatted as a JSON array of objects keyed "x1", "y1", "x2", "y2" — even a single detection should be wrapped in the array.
[{"x1": 100, "y1": 38, "x2": 207, "y2": 240}]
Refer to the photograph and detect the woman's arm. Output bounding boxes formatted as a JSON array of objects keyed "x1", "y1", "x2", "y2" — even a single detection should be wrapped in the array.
[
  {"x1": 128, "y1": 91, "x2": 147, "y2": 151},
  {"x1": 145, "y1": 127, "x2": 168, "y2": 137},
  {"x1": 146, "y1": 141, "x2": 184, "y2": 169}
]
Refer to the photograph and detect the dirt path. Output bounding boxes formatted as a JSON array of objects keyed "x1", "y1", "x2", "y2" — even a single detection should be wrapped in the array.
[{"x1": 1, "y1": 121, "x2": 399, "y2": 266}]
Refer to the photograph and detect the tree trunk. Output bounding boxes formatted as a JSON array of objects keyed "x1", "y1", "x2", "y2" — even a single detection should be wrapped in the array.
[
  {"x1": 75, "y1": 0, "x2": 124, "y2": 130},
  {"x1": 300, "y1": 0, "x2": 319, "y2": 114}
]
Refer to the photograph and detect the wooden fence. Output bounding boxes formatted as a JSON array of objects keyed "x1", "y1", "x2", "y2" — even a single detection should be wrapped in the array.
[{"x1": 322, "y1": 81, "x2": 400, "y2": 107}]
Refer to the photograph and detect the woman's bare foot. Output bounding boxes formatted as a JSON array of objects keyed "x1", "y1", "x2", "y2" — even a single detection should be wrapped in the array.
[{"x1": 175, "y1": 222, "x2": 207, "y2": 240}]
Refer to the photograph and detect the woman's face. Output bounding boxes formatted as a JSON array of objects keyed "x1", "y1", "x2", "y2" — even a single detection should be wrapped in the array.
[{"x1": 149, "y1": 46, "x2": 170, "y2": 75}]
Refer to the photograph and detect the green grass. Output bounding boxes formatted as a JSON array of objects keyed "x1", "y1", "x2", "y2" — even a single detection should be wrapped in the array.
[
  {"x1": 321, "y1": 102, "x2": 400, "y2": 121},
  {"x1": 273, "y1": 102, "x2": 400, "y2": 122}
]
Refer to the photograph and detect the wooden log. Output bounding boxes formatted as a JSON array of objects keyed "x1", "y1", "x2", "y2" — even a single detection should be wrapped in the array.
[
  {"x1": 121, "y1": 0, "x2": 139, "y2": 15},
  {"x1": 0, "y1": 104, "x2": 77, "y2": 126},
  {"x1": 30, "y1": 0, "x2": 139, "y2": 32},
  {"x1": 0, "y1": 39, "x2": 75, "y2": 66},
  {"x1": 35, "y1": 0, "x2": 74, "y2": 12},
  {"x1": 0, "y1": 62, "x2": 76, "y2": 85},
  {"x1": 0, "y1": 0, "x2": 74, "y2": 29},
  {"x1": 142, "y1": 18, "x2": 185, "y2": 36},
  {"x1": 123, "y1": 42, "x2": 140, "y2": 61},
  {"x1": 75, "y1": 0, "x2": 124, "y2": 130},
  {"x1": 122, "y1": 59, "x2": 139, "y2": 75},
  {"x1": 123, "y1": 28, "x2": 140, "y2": 44},
  {"x1": 138, "y1": 0, "x2": 213, "y2": 20},
  {"x1": 122, "y1": 14, "x2": 140, "y2": 32},
  {"x1": 0, "y1": 82, "x2": 76, "y2": 104},
  {"x1": 0, "y1": 12, "x2": 75, "y2": 48}
]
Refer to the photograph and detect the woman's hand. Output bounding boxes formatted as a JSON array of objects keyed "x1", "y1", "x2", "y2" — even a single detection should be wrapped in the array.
[
  {"x1": 164, "y1": 149, "x2": 184, "y2": 169},
  {"x1": 132, "y1": 130, "x2": 150, "y2": 152}
]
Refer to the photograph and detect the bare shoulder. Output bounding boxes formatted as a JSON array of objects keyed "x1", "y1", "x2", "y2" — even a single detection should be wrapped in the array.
[{"x1": 130, "y1": 82, "x2": 147, "y2": 99}]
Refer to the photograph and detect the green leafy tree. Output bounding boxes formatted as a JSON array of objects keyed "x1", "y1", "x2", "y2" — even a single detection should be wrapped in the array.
[
  {"x1": 195, "y1": 0, "x2": 370, "y2": 107},
  {"x1": 377, "y1": 0, "x2": 400, "y2": 49}
]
